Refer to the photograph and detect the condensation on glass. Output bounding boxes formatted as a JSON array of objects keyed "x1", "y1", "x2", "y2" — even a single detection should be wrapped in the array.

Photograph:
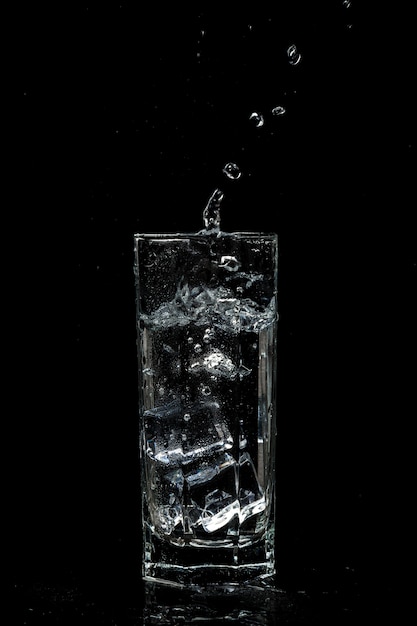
[{"x1": 134, "y1": 230, "x2": 278, "y2": 587}]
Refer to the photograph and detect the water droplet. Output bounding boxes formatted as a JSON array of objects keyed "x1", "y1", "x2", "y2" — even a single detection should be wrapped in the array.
[
  {"x1": 271, "y1": 105, "x2": 286, "y2": 116},
  {"x1": 287, "y1": 44, "x2": 302, "y2": 66},
  {"x1": 187, "y1": 336, "x2": 194, "y2": 344},
  {"x1": 201, "y1": 386, "x2": 211, "y2": 396},
  {"x1": 202, "y1": 188, "x2": 223, "y2": 232},
  {"x1": 194, "y1": 343, "x2": 202, "y2": 354},
  {"x1": 249, "y1": 112, "x2": 264, "y2": 128},
  {"x1": 343, "y1": 0, "x2": 352, "y2": 8},
  {"x1": 222, "y1": 162, "x2": 242, "y2": 180},
  {"x1": 183, "y1": 413, "x2": 191, "y2": 422}
]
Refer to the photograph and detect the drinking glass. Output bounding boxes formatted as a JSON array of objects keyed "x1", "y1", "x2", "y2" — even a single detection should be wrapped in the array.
[{"x1": 134, "y1": 229, "x2": 278, "y2": 586}]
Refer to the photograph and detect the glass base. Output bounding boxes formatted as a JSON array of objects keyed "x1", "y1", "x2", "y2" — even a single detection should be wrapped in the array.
[{"x1": 143, "y1": 524, "x2": 276, "y2": 587}]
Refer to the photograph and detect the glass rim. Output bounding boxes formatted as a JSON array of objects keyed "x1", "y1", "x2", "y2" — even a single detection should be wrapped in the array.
[{"x1": 134, "y1": 231, "x2": 278, "y2": 241}]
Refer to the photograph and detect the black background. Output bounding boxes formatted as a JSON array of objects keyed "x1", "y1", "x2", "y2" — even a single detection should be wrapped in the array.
[{"x1": 10, "y1": 1, "x2": 416, "y2": 623}]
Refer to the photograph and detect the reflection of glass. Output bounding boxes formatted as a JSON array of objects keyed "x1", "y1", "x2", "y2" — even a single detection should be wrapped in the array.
[
  {"x1": 143, "y1": 581, "x2": 291, "y2": 625},
  {"x1": 134, "y1": 230, "x2": 278, "y2": 586}
]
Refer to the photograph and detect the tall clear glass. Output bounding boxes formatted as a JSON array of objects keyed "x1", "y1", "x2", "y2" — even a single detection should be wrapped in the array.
[{"x1": 134, "y1": 230, "x2": 278, "y2": 587}]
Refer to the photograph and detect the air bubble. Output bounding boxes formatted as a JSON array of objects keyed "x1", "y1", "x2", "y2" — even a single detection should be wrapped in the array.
[
  {"x1": 249, "y1": 112, "x2": 264, "y2": 128},
  {"x1": 287, "y1": 44, "x2": 302, "y2": 66},
  {"x1": 272, "y1": 105, "x2": 286, "y2": 116},
  {"x1": 183, "y1": 413, "x2": 191, "y2": 422},
  {"x1": 222, "y1": 162, "x2": 242, "y2": 180},
  {"x1": 219, "y1": 256, "x2": 240, "y2": 272},
  {"x1": 203, "y1": 328, "x2": 215, "y2": 343}
]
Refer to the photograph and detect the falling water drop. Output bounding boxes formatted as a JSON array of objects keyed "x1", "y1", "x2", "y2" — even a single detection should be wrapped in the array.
[
  {"x1": 342, "y1": 0, "x2": 352, "y2": 8},
  {"x1": 202, "y1": 188, "x2": 224, "y2": 232},
  {"x1": 271, "y1": 105, "x2": 286, "y2": 117},
  {"x1": 222, "y1": 162, "x2": 242, "y2": 180},
  {"x1": 287, "y1": 44, "x2": 302, "y2": 66},
  {"x1": 249, "y1": 112, "x2": 264, "y2": 128}
]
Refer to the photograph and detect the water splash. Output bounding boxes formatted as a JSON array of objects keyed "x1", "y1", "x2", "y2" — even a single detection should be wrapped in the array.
[
  {"x1": 202, "y1": 188, "x2": 224, "y2": 232},
  {"x1": 287, "y1": 44, "x2": 302, "y2": 66},
  {"x1": 271, "y1": 105, "x2": 286, "y2": 117},
  {"x1": 249, "y1": 112, "x2": 264, "y2": 128},
  {"x1": 222, "y1": 162, "x2": 242, "y2": 180}
]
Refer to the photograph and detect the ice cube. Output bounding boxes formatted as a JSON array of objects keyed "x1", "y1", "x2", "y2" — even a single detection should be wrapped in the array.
[
  {"x1": 165, "y1": 468, "x2": 185, "y2": 496},
  {"x1": 144, "y1": 400, "x2": 233, "y2": 466},
  {"x1": 238, "y1": 452, "x2": 266, "y2": 523},
  {"x1": 148, "y1": 466, "x2": 185, "y2": 535},
  {"x1": 187, "y1": 455, "x2": 238, "y2": 531},
  {"x1": 201, "y1": 489, "x2": 240, "y2": 532},
  {"x1": 155, "y1": 504, "x2": 183, "y2": 534},
  {"x1": 184, "y1": 452, "x2": 235, "y2": 488}
]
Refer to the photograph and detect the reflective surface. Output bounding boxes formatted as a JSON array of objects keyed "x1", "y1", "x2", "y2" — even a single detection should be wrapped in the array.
[
  {"x1": 10, "y1": 574, "x2": 404, "y2": 625},
  {"x1": 143, "y1": 582, "x2": 305, "y2": 625}
]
